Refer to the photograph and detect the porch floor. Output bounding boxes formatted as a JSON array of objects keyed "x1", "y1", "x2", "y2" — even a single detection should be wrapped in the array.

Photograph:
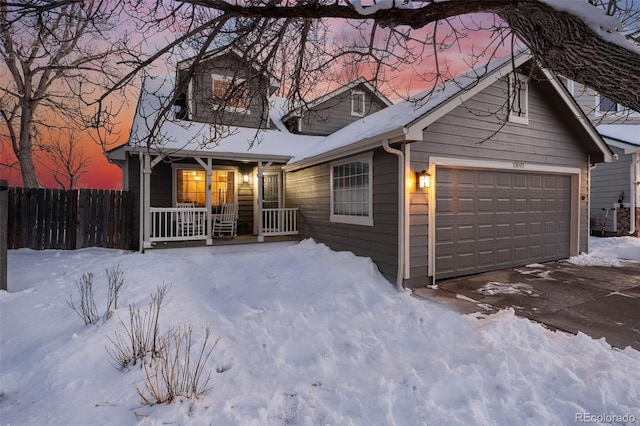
[{"x1": 148, "y1": 234, "x2": 300, "y2": 251}]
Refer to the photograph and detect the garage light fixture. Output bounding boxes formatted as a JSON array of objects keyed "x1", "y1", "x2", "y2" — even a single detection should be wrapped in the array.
[{"x1": 417, "y1": 170, "x2": 431, "y2": 189}]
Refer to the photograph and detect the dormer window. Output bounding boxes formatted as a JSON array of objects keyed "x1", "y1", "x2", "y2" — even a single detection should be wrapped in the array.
[
  {"x1": 508, "y1": 73, "x2": 528, "y2": 124},
  {"x1": 212, "y1": 74, "x2": 250, "y2": 111},
  {"x1": 351, "y1": 90, "x2": 365, "y2": 117}
]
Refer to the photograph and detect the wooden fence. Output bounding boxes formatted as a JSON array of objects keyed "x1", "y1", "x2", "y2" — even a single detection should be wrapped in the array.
[{"x1": 5, "y1": 187, "x2": 132, "y2": 250}]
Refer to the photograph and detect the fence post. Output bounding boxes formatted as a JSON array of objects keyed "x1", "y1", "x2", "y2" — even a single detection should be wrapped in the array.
[{"x1": 0, "y1": 179, "x2": 8, "y2": 291}]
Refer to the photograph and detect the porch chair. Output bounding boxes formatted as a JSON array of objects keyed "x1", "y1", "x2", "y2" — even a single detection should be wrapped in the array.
[
  {"x1": 176, "y1": 202, "x2": 201, "y2": 237},
  {"x1": 212, "y1": 203, "x2": 238, "y2": 238}
]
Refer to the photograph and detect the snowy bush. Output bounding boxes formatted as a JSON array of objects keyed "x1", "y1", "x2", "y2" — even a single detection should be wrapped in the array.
[
  {"x1": 107, "y1": 283, "x2": 171, "y2": 370},
  {"x1": 67, "y1": 273, "x2": 99, "y2": 325},
  {"x1": 137, "y1": 325, "x2": 217, "y2": 405}
]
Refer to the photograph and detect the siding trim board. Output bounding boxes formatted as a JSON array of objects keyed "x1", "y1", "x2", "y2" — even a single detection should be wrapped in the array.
[{"x1": 426, "y1": 156, "x2": 581, "y2": 280}]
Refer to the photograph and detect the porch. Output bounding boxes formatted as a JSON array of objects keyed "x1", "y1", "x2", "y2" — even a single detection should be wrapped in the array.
[
  {"x1": 138, "y1": 152, "x2": 299, "y2": 250},
  {"x1": 148, "y1": 234, "x2": 300, "y2": 251},
  {"x1": 147, "y1": 206, "x2": 299, "y2": 247}
]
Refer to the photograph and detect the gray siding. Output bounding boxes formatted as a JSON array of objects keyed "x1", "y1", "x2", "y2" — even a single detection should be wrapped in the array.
[
  {"x1": 127, "y1": 154, "x2": 141, "y2": 250},
  {"x1": 591, "y1": 145, "x2": 632, "y2": 234},
  {"x1": 237, "y1": 163, "x2": 254, "y2": 235},
  {"x1": 285, "y1": 148, "x2": 399, "y2": 282},
  {"x1": 182, "y1": 54, "x2": 270, "y2": 128},
  {"x1": 568, "y1": 80, "x2": 640, "y2": 125},
  {"x1": 297, "y1": 85, "x2": 388, "y2": 136},
  {"x1": 408, "y1": 75, "x2": 590, "y2": 284}
]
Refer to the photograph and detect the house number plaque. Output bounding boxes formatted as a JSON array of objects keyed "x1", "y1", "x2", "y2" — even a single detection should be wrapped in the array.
[{"x1": 513, "y1": 162, "x2": 525, "y2": 169}]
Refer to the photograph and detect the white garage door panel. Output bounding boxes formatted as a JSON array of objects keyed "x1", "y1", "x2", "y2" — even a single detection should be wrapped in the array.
[{"x1": 435, "y1": 167, "x2": 572, "y2": 279}]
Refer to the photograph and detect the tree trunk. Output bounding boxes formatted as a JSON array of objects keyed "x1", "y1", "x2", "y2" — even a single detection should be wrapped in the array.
[{"x1": 18, "y1": 103, "x2": 39, "y2": 188}]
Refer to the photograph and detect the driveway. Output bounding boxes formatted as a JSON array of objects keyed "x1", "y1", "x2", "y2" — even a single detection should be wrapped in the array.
[{"x1": 412, "y1": 261, "x2": 640, "y2": 351}]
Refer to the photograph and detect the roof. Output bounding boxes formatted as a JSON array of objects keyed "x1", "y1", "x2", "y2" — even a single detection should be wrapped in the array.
[
  {"x1": 597, "y1": 124, "x2": 640, "y2": 154},
  {"x1": 285, "y1": 52, "x2": 613, "y2": 169},
  {"x1": 113, "y1": 75, "x2": 320, "y2": 162},
  {"x1": 281, "y1": 77, "x2": 394, "y2": 123},
  {"x1": 112, "y1": 52, "x2": 613, "y2": 168}
]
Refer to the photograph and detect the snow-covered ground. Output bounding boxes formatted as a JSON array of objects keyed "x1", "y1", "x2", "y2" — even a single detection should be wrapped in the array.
[{"x1": 2, "y1": 237, "x2": 640, "y2": 425}]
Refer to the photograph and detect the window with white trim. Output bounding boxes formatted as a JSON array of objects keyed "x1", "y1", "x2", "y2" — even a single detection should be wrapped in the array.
[
  {"x1": 212, "y1": 73, "x2": 249, "y2": 111},
  {"x1": 596, "y1": 94, "x2": 623, "y2": 114},
  {"x1": 175, "y1": 168, "x2": 235, "y2": 207},
  {"x1": 508, "y1": 73, "x2": 529, "y2": 124},
  {"x1": 351, "y1": 90, "x2": 365, "y2": 116},
  {"x1": 330, "y1": 154, "x2": 373, "y2": 226}
]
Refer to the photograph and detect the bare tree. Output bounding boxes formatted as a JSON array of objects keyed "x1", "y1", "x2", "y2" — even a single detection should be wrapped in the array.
[
  {"x1": 37, "y1": 130, "x2": 91, "y2": 189},
  {"x1": 0, "y1": 0, "x2": 133, "y2": 187},
  {"x1": 93, "y1": 0, "x2": 637, "y2": 155}
]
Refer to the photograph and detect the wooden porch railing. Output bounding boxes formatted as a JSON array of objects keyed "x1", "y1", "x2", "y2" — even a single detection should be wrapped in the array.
[
  {"x1": 148, "y1": 206, "x2": 298, "y2": 244},
  {"x1": 263, "y1": 208, "x2": 298, "y2": 236},
  {"x1": 149, "y1": 207, "x2": 208, "y2": 242}
]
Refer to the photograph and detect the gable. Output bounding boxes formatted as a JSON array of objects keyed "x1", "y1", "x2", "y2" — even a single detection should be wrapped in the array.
[
  {"x1": 420, "y1": 72, "x2": 594, "y2": 167},
  {"x1": 286, "y1": 54, "x2": 612, "y2": 169},
  {"x1": 289, "y1": 82, "x2": 391, "y2": 136},
  {"x1": 175, "y1": 51, "x2": 277, "y2": 128}
]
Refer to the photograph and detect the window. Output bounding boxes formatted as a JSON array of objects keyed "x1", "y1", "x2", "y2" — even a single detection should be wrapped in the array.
[
  {"x1": 596, "y1": 94, "x2": 623, "y2": 114},
  {"x1": 174, "y1": 77, "x2": 194, "y2": 120},
  {"x1": 330, "y1": 154, "x2": 373, "y2": 226},
  {"x1": 508, "y1": 73, "x2": 529, "y2": 124},
  {"x1": 351, "y1": 90, "x2": 365, "y2": 116},
  {"x1": 558, "y1": 76, "x2": 574, "y2": 95},
  {"x1": 176, "y1": 169, "x2": 235, "y2": 207},
  {"x1": 212, "y1": 74, "x2": 249, "y2": 111}
]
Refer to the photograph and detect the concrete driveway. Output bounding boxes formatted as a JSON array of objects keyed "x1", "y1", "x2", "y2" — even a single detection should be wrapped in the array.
[{"x1": 412, "y1": 261, "x2": 640, "y2": 351}]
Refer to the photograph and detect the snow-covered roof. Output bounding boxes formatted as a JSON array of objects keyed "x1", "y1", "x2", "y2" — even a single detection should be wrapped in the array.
[
  {"x1": 117, "y1": 50, "x2": 612, "y2": 167},
  {"x1": 287, "y1": 53, "x2": 530, "y2": 166},
  {"x1": 597, "y1": 124, "x2": 640, "y2": 145},
  {"x1": 597, "y1": 124, "x2": 640, "y2": 154},
  {"x1": 124, "y1": 75, "x2": 321, "y2": 161}
]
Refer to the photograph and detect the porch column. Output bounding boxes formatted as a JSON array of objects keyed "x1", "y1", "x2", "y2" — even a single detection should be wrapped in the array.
[
  {"x1": 142, "y1": 154, "x2": 163, "y2": 250},
  {"x1": 257, "y1": 161, "x2": 273, "y2": 243},
  {"x1": 195, "y1": 157, "x2": 213, "y2": 246},
  {"x1": 142, "y1": 153, "x2": 152, "y2": 249},
  {"x1": 257, "y1": 162, "x2": 264, "y2": 243}
]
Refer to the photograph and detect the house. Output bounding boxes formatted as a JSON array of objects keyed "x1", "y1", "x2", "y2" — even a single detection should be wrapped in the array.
[
  {"x1": 558, "y1": 78, "x2": 640, "y2": 237},
  {"x1": 107, "y1": 47, "x2": 393, "y2": 250},
  {"x1": 109, "y1": 51, "x2": 613, "y2": 288}
]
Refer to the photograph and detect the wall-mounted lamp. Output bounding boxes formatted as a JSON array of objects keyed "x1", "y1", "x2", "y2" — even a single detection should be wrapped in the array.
[
  {"x1": 417, "y1": 170, "x2": 431, "y2": 189},
  {"x1": 243, "y1": 174, "x2": 250, "y2": 183}
]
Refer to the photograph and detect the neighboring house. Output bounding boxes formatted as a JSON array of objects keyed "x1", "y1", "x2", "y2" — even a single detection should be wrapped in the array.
[
  {"x1": 109, "y1": 51, "x2": 612, "y2": 288},
  {"x1": 559, "y1": 78, "x2": 640, "y2": 236}
]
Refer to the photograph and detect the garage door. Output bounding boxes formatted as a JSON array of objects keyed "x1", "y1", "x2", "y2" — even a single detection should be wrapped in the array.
[{"x1": 435, "y1": 167, "x2": 572, "y2": 279}]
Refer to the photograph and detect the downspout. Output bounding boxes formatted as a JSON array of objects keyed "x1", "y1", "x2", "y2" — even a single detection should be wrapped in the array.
[
  {"x1": 382, "y1": 139, "x2": 406, "y2": 292},
  {"x1": 588, "y1": 156, "x2": 594, "y2": 253},
  {"x1": 630, "y1": 153, "x2": 640, "y2": 235}
]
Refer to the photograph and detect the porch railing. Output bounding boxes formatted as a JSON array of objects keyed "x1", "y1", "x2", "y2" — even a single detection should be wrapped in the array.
[
  {"x1": 148, "y1": 206, "x2": 298, "y2": 244},
  {"x1": 262, "y1": 208, "x2": 299, "y2": 236},
  {"x1": 149, "y1": 207, "x2": 208, "y2": 242}
]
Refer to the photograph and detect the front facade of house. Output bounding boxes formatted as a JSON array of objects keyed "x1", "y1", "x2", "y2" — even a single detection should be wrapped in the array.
[
  {"x1": 285, "y1": 56, "x2": 610, "y2": 285},
  {"x1": 109, "y1": 51, "x2": 612, "y2": 287}
]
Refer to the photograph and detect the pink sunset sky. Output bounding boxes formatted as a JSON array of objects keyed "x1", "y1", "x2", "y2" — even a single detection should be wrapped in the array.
[{"x1": 2, "y1": 13, "x2": 509, "y2": 190}]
